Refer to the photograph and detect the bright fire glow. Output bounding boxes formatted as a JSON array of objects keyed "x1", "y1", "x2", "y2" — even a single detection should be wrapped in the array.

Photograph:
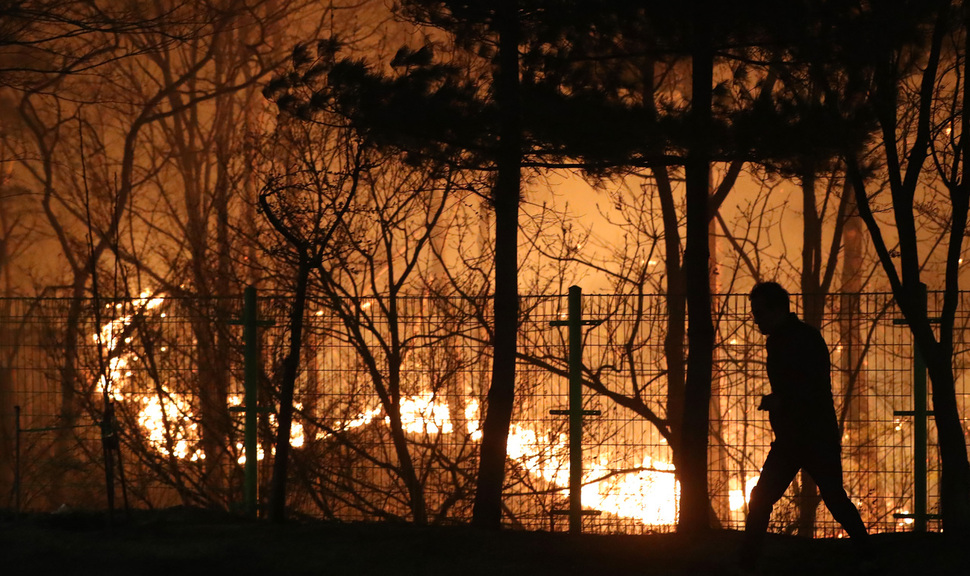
[
  {"x1": 395, "y1": 392, "x2": 453, "y2": 434},
  {"x1": 326, "y1": 407, "x2": 385, "y2": 436},
  {"x1": 507, "y1": 424, "x2": 570, "y2": 485},
  {"x1": 584, "y1": 455, "x2": 679, "y2": 525},
  {"x1": 506, "y1": 424, "x2": 681, "y2": 525},
  {"x1": 465, "y1": 399, "x2": 482, "y2": 441},
  {"x1": 95, "y1": 291, "x2": 166, "y2": 393},
  {"x1": 729, "y1": 475, "x2": 760, "y2": 511},
  {"x1": 137, "y1": 391, "x2": 203, "y2": 461},
  {"x1": 98, "y1": 293, "x2": 686, "y2": 527}
]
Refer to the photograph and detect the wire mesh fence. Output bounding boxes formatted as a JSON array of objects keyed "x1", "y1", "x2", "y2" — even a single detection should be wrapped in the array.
[{"x1": 0, "y1": 290, "x2": 967, "y2": 535}]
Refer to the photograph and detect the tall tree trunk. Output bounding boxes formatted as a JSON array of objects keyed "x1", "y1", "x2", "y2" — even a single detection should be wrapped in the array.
[
  {"x1": 839, "y1": 185, "x2": 881, "y2": 525},
  {"x1": 205, "y1": 34, "x2": 239, "y2": 506},
  {"x1": 679, "y1": 0, "x2": 715, "y2": 533},
  {"x1": 797, "y1": 171, "x2": 822, "y2": 536},
  {"x1": 385, "y1": 355, "x2": 429, "y2": 524},
  {"x1": 51, "y1": 279, "x2": 85, "y2": 508},
  {"x1": 268, "y1": 256, "x2": 311, "y2": 522},
  {"x1": 472, "y1": 0, "x2": 521, "y2": 529},
  {"x1": 645, "y1": 55, "x2": 687, "y2": 508},
  {"x1": 659, "y1": 176, "x2": 687, "y2": 517},
  {"x1": 925, "y1": 346, "x2": 970, "y2": 533},
  {"x1": 0, "y1": 193, "x2": 9, "y2": 504},
  {"x1": 931, "y1": 7, "x2": 970, "y2": 533},
  {"x1": 0, "y1": 302, "x2": 11, "y2": 506},
  {"x1": 708, "y1": 216, "x2": 729, "y2": 526}
]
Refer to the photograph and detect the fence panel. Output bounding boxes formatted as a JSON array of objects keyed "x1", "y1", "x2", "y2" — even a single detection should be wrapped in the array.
[{"x1": 1, "y1": 291, "x2": 966, "y2": 536}]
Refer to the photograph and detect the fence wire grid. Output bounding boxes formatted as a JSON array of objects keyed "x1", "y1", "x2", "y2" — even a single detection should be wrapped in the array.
[{"x1": 0, "y1": 291, "x2": 967, "y2": 535}]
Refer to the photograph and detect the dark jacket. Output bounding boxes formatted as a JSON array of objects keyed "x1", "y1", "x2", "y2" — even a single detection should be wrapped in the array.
[{"x1": 765, "y1": 313, "x2": 841, "y2": 447}]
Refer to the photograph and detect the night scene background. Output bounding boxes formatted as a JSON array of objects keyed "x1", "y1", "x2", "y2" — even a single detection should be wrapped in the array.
[{"x1": 0, "y1": 1, "x2": 968, "y2": 574}]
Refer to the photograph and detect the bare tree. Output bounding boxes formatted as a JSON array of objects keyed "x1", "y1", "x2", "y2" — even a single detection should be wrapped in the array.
[
  {"x1": 0, "y1": 0, "x2": 342, "y2": 509},
  {"x1": 842, "y1": 0, "x2": 970, "y2": 533},
  {"x1": 256, "y1": 81, "x2": 477, "y2": 519}
]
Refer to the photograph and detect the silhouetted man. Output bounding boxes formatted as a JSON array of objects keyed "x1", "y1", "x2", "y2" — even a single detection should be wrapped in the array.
[{"x1": 740, "y1": 282, "x2": 871, "y2": 572}]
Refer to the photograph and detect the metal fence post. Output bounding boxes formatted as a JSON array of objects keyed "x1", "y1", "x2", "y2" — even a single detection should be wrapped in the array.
[
  {"x1": 14, "y1": 405, "x2": 20, "y2": 514},
  {"x1": 893, "y1": 283, "x2": 938, "y2": 531},
  {"x1": 230, "y1": 286, "x2": 272, "y2": 517},
  {"x1": 912, "y1": 284, "x2": 929, "y2": 533},
  {"x1": 243, "y1": 287, "x2": 259, "y2": 517},
  {"x1": 549, "y1": 286, "x2": 601, "y2": 533}
]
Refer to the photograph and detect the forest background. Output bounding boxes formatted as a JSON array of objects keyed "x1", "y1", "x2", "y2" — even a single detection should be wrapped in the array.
[{"x1": 1, "y1": 0, "x2": 969, "y2": 538}]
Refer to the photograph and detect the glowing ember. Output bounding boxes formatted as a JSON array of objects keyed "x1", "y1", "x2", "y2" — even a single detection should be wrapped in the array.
[
  {"x1": 464, "y1": 399, "x2": 482, "y2": 441},
  {"x1": 729, "y1": 475, "x2": 760, "y2": 511},
  {"x1": 507, "y1": 424, "x2": 570, "y2": 486},
  {"x1": 95, "y1": 291, "x2": 166, "y2": 393},
  {"x1": 137, "y1": 391, "x2": 203, "y2": 461},
  {"x1": 327, "y1": 407, "x2": 384, "y2": 435},
  {"x1": 269, "y1": 404, "x2": 305, "y2": 449},
  {"x1": 394, "y1": 392, "x2": 453, "y2": 434}
]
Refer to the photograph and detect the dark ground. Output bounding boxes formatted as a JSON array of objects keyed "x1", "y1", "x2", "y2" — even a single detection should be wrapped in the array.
[{"x1": 0, "y1": 508, "x2": 967, "y2": 575}]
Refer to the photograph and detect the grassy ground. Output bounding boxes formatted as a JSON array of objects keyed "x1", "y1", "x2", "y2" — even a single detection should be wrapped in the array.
[{"x1": 1, "y1": 508, "x2": 967, "y2": 575}]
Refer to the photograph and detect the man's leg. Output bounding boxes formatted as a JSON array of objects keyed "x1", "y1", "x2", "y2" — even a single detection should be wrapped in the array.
[
  {"x1": 804, "y1": 443, "x2": 872, "y2": 556},
  {"x1": 740, "y1": 443, "x2": 800, "y2": 569}
]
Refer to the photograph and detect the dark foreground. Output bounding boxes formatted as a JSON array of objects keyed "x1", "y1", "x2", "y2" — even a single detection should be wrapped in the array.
[{"x1": 1, "y1": 508, "x2": 966, "y2": 576}]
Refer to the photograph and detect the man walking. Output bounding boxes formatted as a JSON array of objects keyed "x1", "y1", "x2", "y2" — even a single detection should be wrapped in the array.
[{"x1": 740, "y1": 282, "x2": 872, "y2": 571}]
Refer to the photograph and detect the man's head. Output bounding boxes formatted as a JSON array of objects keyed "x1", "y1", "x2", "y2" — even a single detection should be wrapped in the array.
[{"x1": 749, "y1": 282, "x2": 791, "y2": 335}]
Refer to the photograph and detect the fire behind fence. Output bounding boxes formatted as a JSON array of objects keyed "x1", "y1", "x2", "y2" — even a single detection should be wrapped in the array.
[{"x1": 0, "y1": 291, "x2": 967, "y2": 535}]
